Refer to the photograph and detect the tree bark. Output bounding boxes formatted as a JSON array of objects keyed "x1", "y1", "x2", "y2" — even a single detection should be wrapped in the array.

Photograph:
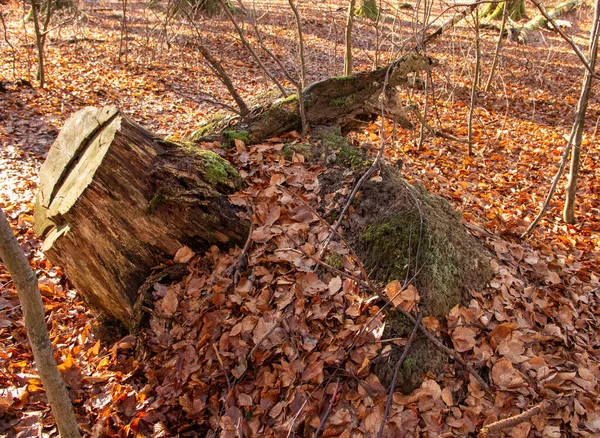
[
  {"x1": 518, "y1": 0, "x2": 581, "y2": 44},
  {"x1": 190, "y1": 51, "x2": 436, "y2": 143},
  {"x1": 563, "y1": 0, "x2": 600, "y2": 223},
  {"x1": 356, "y1": 0, "x2": 378, "y2": 20},
  {"x1": 344, "y1": 0, "x2": 357, "y2": 76},
  {"x1": 0, "y1": 208, "x2": 81, "y2": 438},
  {"x1": 481, "y1": 0, "x2": 526, "y2": 21},
  {"x1": 34, "y1": 107, "x2": 248, "y2": 327}
]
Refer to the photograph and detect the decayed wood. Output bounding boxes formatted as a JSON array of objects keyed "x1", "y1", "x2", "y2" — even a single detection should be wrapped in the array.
[
  {"x1": 189, "y1": 51, "x2": 437, "y2": 143},
  {"x1": 518, "y1": 0, "x2": 581, "y2": 43},
  {"x1": 34, "y1": 107, "x2": 248, "y2": 326}
]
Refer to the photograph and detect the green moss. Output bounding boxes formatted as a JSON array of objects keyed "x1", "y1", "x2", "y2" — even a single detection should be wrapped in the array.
[
  {"x1": 328, "y1": 94, "x2": 356, "y2": 108},
  {"x1": 283, "y1": 143, "x2": 314, "y2": 160},
  {"x1": 279, "y1": 94, "x2": 299, "y2": 104},
  {"x1": 356, "y1": 0, "x2": 379, "y2": 20},
  {"x1": 403, "y1": 355, "x2": 418, "y2": 372},
  {"x1": 148, "y1": 193, "x2": 165, "y2": 213},
  {"x1": 316, "y1": 126, "x2": 345, "y2": 148},
  {"x1": 223, "y1": 130, "x2": 250, "y2": 148},
  {"x1": 330, "y1": 96, "x2": 348, "y2": 107},
  {"x1": 359, "y1": 202, "x2": 465, "y2": 318},
  {"x1": 337, "y1": 145, "x2": 372, "y2": 170},
  {"x1": 324, "y1": 252, "x2": 343, "y2": 270},
  {"x1": 183, "y1": 146, "x2": 245, "y2": 189},
  {"x1": 360, "y1": 213, "x2": 421, "y2": 286}
]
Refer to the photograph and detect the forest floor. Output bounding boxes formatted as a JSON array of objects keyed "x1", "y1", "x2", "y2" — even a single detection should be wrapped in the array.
[{"x1": 0, "y1": 0, "x2": 599, "y2": 436}]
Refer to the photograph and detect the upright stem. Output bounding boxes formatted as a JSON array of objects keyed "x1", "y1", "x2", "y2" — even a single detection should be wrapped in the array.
[
  {"x1": 417, "y1": 71, "x2": 430, "y2": 150},
  {"x1": 484, "y1": 5, "x2": 507, "y2": 92},
  {"x1": 30, "y1": 0, "x2": 45, "y2": 87},
  {"x1": 218, "y1": 0, "x2": 287, "y2": 97},
  {"x1": 0, "y1": 208, "x2": 81, "y2": 438},
  {"x1": 118, "y1": 0, "x2": 128, "y2": 63},
  {"x1": 344, "y1": 0, "x2": 357, "y2": 76},
  {"x1": 563, "y1": 0, "x2": 600, "y2": 223},
  {"x1": 467, "y1": 9, "x2": 480, "y2": 155},
  {"x1": 288, "y1": 0, "x2": 308, "y2": 134}
]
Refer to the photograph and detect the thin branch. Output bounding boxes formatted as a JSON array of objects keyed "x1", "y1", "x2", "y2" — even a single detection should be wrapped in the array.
[
  {"x1": 377, "y1": 314, "x2": 422, "y2": 438},
  {"x1": 170, "y1": 88, "x2": 241, "y2": 115},
  {"x1": 217, "y1": 0, "x2": 288, "y2": 96},
  {"x1": 484, "y1": 4, "x2": 508, "y2": 92},
  {"x1": 530, "y1": 0, "x2": 600, "y2": 79},
  {"x1": 479, "y1": 397, "x2": 571, "y2": 437},
  {"x1": 178, "y1": 6, "x2": 250, "y2": 116},
  {"x1": 288, "y1": 0, "x2": 308, "y2": 134},
  {"x1": 314, "y1": 379, "x2": 341, "y2": 438},
  {"x1": 240, "y1": 0, "x2": 298, "y2": 87}
]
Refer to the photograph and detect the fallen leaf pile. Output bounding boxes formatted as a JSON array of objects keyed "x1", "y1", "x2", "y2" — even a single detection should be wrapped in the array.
[{"x1": 0, "y1": 0, "x2": 599, "y2": 436}]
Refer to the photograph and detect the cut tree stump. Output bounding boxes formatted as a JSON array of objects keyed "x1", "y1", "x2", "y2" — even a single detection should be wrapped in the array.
[{"x1": 34, "y1": 107, "x2": 248, "y2": 327}]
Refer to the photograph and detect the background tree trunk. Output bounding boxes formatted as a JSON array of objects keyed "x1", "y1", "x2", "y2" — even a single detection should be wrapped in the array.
[
  {"x1": 481, "y1": 0, "x2": 526, "y2": 20},
  {"x1": 34, "y1": 107, "x2": 248, "y2": 328},
  {"x1": 0, "y1": 208, "x2": 81, "y2": 438},
  {"x1": 344, "y1": 0, "x2": 357, "y2": 76},
  {"x1": 356, "y1": 0, "x2": 378, "y2": 20},
  {"x1": 563, "y1": 0, "x2": 600, "y2": 223}
]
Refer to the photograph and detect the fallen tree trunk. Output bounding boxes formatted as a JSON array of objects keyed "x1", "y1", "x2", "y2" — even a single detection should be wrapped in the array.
[
  {"x1": 189, "y1": 51, "x2": 436, "y2": 144},
  {"x1": 518, "y1": 0, "x2": 581, "y2": 43},
  {"x1": 34, "y1": 107, "x2": 248, "y2": 327}
]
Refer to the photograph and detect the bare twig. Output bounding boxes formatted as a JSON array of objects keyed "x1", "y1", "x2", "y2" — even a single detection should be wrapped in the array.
[
  {"x1": 239, "y1": 0, "x2": 298, "y2": 87},
  {"x1": 217, "y1": 0, "x2": 288, "y2": 96},
  {"x1": 468, "y1": 8, "x2": 481, "y2": 156},
  {"x1": 247, "y1": 319, "x2": 280, "y2": 360},
  {"x1": 410, "y1": 106, "x2": 468, "y2": 143},
  {"x1": 478, "y1": 397, "x2": 571, "y2": 437},
  {"x1": 377, "y1": 314, "x2": 422, "y2": 438},
  {"x1": 485, "y1": 5, "x2": 508, "y2": 92},
  {"x1": 178, "y1": 6, "x2": 250, "y2": 116},
  {"x1": 314, "y1": 379, "x2": 341, "y2": 438},
  {"x1": 530, "y1": 0, "x2": 599, "y2": 79},
  {"x1": 287, "y1": 0, "x2": 308, "y2": 134},
  {"x1": 168, "y1": 85, "x2": 242, "y2": 115},
  {"x1": 278, "y1": 185, "x2": 371, "y2": 284}
]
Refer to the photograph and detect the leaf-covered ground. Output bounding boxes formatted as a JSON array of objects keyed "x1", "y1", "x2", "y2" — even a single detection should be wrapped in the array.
[{"x1": 0, "y1": 0, "x2": 599, "y2": 436}]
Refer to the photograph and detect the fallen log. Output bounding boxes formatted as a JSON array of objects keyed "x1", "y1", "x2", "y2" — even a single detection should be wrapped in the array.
[
  {"x1": 518, "y1": 0, "x2": 581, "y2": 43},
  {"x1": 34, "y1": 107, "x2": 248, "y2": 327},
  {"x1": 189, "y1": 51, "x2": 436, "y2": 144}
]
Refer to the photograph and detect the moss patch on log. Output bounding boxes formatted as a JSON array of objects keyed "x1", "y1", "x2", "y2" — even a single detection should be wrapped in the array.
[
  {"x1": 223, "y1": 130, "x2": 250, "y2": 148},
  {"x1": 151, "y1": 144, "x2": 246, "y2": 211},
  {"x1": 320, "y1": 165, "x2": 491, "y2": 392},
  {"x1": 283, "y1": 143, "x2": 314, "y2": 160}
]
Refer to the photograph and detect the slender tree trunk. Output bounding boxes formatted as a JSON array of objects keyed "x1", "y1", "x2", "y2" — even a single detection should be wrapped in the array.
[
  {"x1": 484, "y1": 5, "x2": 507, "y2": 92},
  {"x1": 118, "y1": 0, "x2": 128, "y2": 63},
  {"x1": 344, "y1": 0, "x2": 357, "y2": 76},
  {"x1": 468, "y1": 10, "x2": 480, "y2": 156},
  {"x1": 0, "y1": 208, "x2": 81, "y2": 438},
  {"x1": 563, "y1": 0, "x2": 600, "y2": 223},
  {"x1": 288, "y1": 0, "x2": 308, "y2": 135},
  {"x1": 30, "y1": 0, "x2": 45, "y2": 87},
  {"x1": 217, "y1": 0, "x2": 287, "y2": 97},
  {"x1": 178, "y1": 6, "x2": 249, "y2": 116},
  {"x1": 481, "y1": 0, "x2": 526, "y2": 20}
]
